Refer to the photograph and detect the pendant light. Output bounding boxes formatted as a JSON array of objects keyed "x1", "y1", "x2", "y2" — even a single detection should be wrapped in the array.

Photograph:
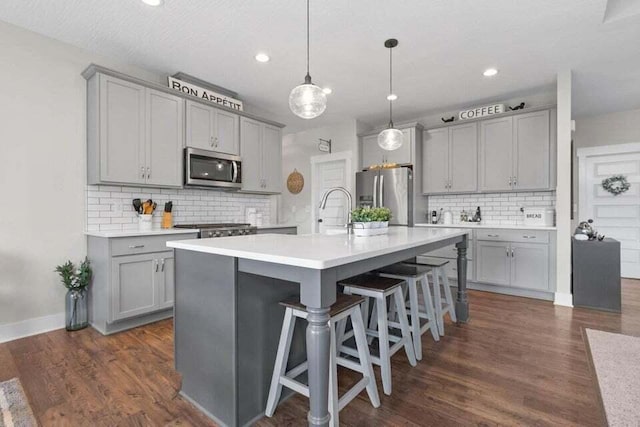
[
  {"x1": 377, "y1": 39, "x2": 403, "y2": 151},
  {"x1": 289, "y1": 0, "x2": 327, "y2": 119}
]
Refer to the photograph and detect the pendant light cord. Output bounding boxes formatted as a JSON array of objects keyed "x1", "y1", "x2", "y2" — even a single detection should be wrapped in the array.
[
  {"x1": 306, "y1": 0, "x2": 311, "y2": 80},
  {"x1": 388, "y1": 45, "x2": 393, "y2": 127}
]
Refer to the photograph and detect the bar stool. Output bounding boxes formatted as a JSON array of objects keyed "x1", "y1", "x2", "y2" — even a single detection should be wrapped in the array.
[
  {"x1": 377, "y1": 263, "x2": 440, "y2": 361},
  {"x1": 404, "y1": 257, "x2": 457, "y2": 336},
  {"x1": 265, "y1": 294, "x2": 380, "y2": 427},
  {"x1": 338, "y1": 274, "x2": 417, "y2": 395}
]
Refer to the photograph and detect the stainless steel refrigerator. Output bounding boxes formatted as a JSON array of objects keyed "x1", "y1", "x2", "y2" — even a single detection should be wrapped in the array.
[{"x1": 356, "y1": 167, "x2": 413, "y2": 226}]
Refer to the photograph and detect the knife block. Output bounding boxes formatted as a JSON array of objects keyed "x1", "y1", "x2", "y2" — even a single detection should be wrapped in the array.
[{"x1": 161, "y1": 212, "x2": 173, "y2": 229}]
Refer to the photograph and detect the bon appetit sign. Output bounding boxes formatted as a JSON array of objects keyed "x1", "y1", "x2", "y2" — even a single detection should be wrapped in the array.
[{"x1": 168, "y1": 77, "x2": 243, "y2": 111}]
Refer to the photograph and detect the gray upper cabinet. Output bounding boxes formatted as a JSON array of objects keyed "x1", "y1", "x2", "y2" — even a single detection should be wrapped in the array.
[
  {"x1": 513, "y1": 110, "x2": 550, "y2": 190},
  {"x1": 479, "y1": 109, "x2": 553, "y2": 192},
  {"x1": 479, "y1": 116, "x2": 513, "y2": 192},
  {"x1": 422, "y1": 123, "x2": 477, "y2": 194},
  {"x1": 97, "y1": 75, "x2": 146, "y2": 184},
  {"x1": 361, "y1": 128, "x2": 413, "y2": 169},
  {"x1": 146, "y1": 89, "x2": 184, "y2": 187},
  {"x1": 240, "y1": 117, "x2": 282, "y2": 194},
  {"x1": 185, "y1": 100, "x2": 239, "y2": 155},
  {"x1": 88, "y1": 73, "x2": 183, "y2": 188},
  {"x1": 422, "y1": 128, "x2": 449, "y2": 193}
]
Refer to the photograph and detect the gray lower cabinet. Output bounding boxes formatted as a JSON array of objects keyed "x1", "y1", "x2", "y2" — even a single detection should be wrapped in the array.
[
  {"x1": 88, "y1": 233, "x2": 196, "y2": 334},
  {"x1": 240, "y1": 117, "x2": 282, "y2": 193},
  {"x1": 475, "y1": 230, "x2": 554, "y2": 294},
  {"x1": 87, "y1": 72, "x2": 184, "y2": 187},
  {"x1": 185, "y1": 100, "x2": 239, "y2": 155}
]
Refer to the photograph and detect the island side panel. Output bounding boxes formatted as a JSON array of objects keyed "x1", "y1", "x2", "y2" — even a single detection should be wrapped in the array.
[
  {"x1": 236, "y1": 272, "x2": 306, "y2": 426},
  {"x1": 174, "y1": 249, "x2": 238, "y2": 427}
]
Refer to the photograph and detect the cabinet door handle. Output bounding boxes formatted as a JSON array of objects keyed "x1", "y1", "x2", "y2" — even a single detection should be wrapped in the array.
[
  {"x1": 161, "y1": 259, "x2": 165, "y2": 272},
  {"x1": 140, "y1": 166, "x2": 145, "y2": 179},
  {"x1": 128, "y1": 244, "x2": 145, "y2": 249},
  {"x1": 511, "y1": 248, "x2": 515, "y2": 257},
  {"x1": 506, "y1": 247, "x2": 510, "y2": 257},
  {"x1": 487, "y1": 234, "x2": 499, "y2": 238},
  {"x1": 155, "y1": 260, "x2": 159, "y2": 272},
  {"x1": 147, "y1": 167, "x2": 151, "y2": 179},
  {"x1": 215, "y1": 137, "x2": 219, "y2": 147},
  {"x1": 523, "y1": 235, "x2": 536, "y2": 239},
  {"x1": 508, "y1": 177, "x2": 512, "y2": 187},
  {"x1": 513, "y1": 176, "x2": 517, "y2": 186},
  {"x1": 210, "y1": 136, "x2": 214, "y2": 147}
]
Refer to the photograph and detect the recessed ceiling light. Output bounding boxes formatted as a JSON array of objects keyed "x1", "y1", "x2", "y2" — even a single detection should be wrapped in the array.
[
  {"x1": 255, "y1": 53, "x2": 270, "y2": 63},
  {"x1": 141, "y1": 0, "x2": 163, "y2": 6},
  {"x1": 322, "y1": 88, "x2": 332, "y2": 95},
  {"x1": 387, "y1": 94, "x2": 398, "y2": 101},
  {"x1": 483, "y1": 68, "x2": 498, "y2": 77}
]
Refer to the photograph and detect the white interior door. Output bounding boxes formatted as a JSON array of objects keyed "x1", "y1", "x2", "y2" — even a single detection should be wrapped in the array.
[
  {"x1": 311, "y1": 151, "x2": 353, "y2": 234},
  {"x1": 579, "y1": 145, "x2": 640, "y2": 278}
]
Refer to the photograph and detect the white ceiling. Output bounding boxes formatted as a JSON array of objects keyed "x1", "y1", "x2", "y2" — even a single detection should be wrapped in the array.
[{"x1": 1, "y1": 0, "x2": 639, "y2": 132}]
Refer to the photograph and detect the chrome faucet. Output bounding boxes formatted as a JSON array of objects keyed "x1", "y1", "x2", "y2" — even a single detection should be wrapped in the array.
[{"x1": 318, "y1": 187, "x2": 354, "y2": 235}]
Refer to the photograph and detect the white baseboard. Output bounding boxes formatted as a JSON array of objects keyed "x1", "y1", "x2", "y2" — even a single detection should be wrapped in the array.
[
  {"x1": 554, "y1": 292, "x2": 574, "y2": 307},
  {"x1": 0, "y1": 312, "x2": 65, "y2": 344}
]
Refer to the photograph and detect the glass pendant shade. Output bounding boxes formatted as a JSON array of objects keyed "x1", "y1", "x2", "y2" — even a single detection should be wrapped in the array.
[
  {"x1": 289, "y1": 82, "x2": 327, "y2": 119},
  {"x1": 378, "y1": 127, "x2": 404, "y2": 151}
]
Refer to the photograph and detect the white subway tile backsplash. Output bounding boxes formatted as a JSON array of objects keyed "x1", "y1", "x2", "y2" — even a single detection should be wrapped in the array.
[
  {"x1": 86, "y1": 185, "x2": 272, "y2": 232},
  {"x1": 427, "y1": 191, "x2": 556, "y2": 226}
]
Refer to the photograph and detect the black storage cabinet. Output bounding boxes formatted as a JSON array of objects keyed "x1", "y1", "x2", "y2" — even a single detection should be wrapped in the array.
[{"x1": 572, "y1": 237, "x2": 621, "y2": 312}]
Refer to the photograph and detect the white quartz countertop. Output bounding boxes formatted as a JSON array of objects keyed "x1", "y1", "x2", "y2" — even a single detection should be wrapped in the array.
[
  {"x1": 414, "y1": 223, "x2": 557, "y2": 231},
  {"x1": 85, "y1": 228, "x2": 200, "y2": 238},
  {"x1": 167, "y1": 227, "x2": 469, "y2": 269}
]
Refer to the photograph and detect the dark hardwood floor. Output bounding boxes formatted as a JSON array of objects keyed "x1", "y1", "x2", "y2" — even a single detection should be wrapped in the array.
[{"x1": 2, "y1": 281, "x2": 639, "y2": 426}]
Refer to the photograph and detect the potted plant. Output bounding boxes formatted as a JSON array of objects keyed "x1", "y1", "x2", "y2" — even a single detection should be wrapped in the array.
[
  {"x1": 55, "y1": 257, "x2": 92, "y2": 331},
  {"x1": 351, "y1": 207, "x2": 392, "y2": 236}
]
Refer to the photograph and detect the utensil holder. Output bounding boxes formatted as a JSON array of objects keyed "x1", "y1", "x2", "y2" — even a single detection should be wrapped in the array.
[{"x1": 138, "y1": 214, "x2": 153, "y2": 231}]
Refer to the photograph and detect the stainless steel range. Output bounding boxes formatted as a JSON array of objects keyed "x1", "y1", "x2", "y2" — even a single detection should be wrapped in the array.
[{"x1": 173, "y1": 223, "x2": 257, "y2": 238}]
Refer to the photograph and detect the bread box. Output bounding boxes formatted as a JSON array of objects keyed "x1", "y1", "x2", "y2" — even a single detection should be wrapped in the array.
[{"x1": 523, "y1": 207, "x2": 555, "y2": 227}]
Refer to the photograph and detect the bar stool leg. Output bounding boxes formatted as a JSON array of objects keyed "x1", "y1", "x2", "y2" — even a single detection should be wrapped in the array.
[
  {"x1": 419, "y1": 274, "x2": 440, "y2": 342},
  {"x1": 351, "y1": 308, "x2": 381, "y2": 407},
  {"x1": 368, "y1": 301, "x2": 378, "y2": 345},
  {"x1": 375, "y1": 295, "x2": 392, "y2": 395},
  {"x1": 265, "y1": 309, "x2": 296, "y2": 417},
  {"x1": 431, "y1": 270, "x2": 445, "y2": 336},
  {"x1": 392, "y1": 287, "x2": 417, "y2": 367},
  {"x1": 406, "y1": 278, "x2": 423, "y2": 361},
  {"x1": 441, "y1": 268, "x2": 457, "y2": 323}
]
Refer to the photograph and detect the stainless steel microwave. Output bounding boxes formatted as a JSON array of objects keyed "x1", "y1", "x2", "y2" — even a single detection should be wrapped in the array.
[{"x1": 184, "y1": 147, "x2": 242, "y2": 189}]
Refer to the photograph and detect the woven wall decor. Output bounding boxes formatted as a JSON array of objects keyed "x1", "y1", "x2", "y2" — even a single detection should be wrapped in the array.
[{"x1": 287, "y1": 169, "x2": 304, "y2": 194}]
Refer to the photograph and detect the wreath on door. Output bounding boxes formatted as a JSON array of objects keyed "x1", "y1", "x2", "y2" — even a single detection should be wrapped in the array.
[{"x1": 602, "y1": 175, "x2": 630, "y2": 196}]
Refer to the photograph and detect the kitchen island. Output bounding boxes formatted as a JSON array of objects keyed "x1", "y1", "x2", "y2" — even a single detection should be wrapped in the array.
[{"x1": 167, "y1": 227, "x2": 470, "y2": 427}]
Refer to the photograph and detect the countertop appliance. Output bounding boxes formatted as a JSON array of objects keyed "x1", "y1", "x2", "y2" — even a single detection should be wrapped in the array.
[
  {"x1": 173, "y1": 223, "x2": 257, "y2": 238},
  {"x1": 356, "y1": 167, "x2": 413, "y2": 226},
  {"x1": 185, "y1": 148, "x2": 242, "y2": 189}
]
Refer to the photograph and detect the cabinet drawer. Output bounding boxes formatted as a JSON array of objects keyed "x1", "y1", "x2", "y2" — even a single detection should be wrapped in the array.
[
  {"x1": 422, "y1": 244, "x2": 474, "y2": 260},
  {"x1": 476, "y1": 229, "x2": 550, "y2": 244},
  {"x1": 111, "y1": 233, "x2": 197, "y2": 256}
]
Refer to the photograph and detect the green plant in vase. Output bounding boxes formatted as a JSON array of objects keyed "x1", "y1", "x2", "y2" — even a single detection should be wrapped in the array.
[{"x1": 55, "y1": 257, "x2": 92, "y2": 331}]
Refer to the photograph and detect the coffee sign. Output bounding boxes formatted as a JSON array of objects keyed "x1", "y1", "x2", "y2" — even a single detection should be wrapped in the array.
[
  {"x1": 168, "y1": 77, "x2": 243, "y2": 111},
  {"x1": 459, "y1": 103, "x2": 505, "y2": 120}
]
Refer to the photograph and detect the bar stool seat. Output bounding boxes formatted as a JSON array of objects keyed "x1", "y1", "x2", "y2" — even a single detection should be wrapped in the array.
[
  {"x1": 265, "y1": 293, "x2": 380, "y2": 427},
  {"x1": 403, "y1": 257, "x2": 457, "y2": 336},
  {"x1": 338, "y1": 274, "x2": 417, "y2": 395},
  {"x1": 377, "y1": 263, "x2": 440, "y2": 361}
]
